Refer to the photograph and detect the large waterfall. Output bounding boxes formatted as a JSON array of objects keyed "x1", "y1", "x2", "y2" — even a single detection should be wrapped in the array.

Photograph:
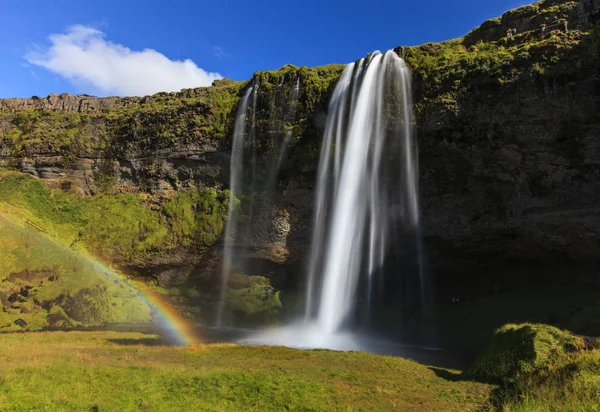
[
  {"x1": 306, "y1": 50, "x2": 420, "y2": 333},
  {"x1": 244, "y1": 50, "x2": 424, "y2": 349}
]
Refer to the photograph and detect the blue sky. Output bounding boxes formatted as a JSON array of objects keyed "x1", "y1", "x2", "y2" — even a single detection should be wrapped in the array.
[{"x1": 0, "y1": 0, "x2": 529, "y2": 98}]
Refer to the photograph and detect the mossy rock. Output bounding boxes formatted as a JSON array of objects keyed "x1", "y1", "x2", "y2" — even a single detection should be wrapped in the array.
[
  {"x1": 63, "y1": 286, "x2": 111, "y2": 326},
  {"x1": 47, "y1": 305, "x2": 78, "y2": 328},
  {"x1": 226, "y1": 275, "x2": 283, "y2": 326},
  {"x1": 469, "y1": 323, "x2": 585, "y2": 383}
]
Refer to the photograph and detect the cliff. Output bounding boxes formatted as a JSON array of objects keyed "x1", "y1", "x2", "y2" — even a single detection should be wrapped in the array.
[
  {"x1": 1, "y1": 0, "x2": 600, "y2": 281},
  {"x1": 402, "y1": 0, "x2": 600, "y2": 273}
]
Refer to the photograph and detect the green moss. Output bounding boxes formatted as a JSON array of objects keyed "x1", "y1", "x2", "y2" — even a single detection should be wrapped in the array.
[
  {"x1": 242, "y1": 63, "x2": 342, "y2": 165},
  {"x1": 47, "y1": 305, "x2": 78, "y2": 328},
  {"x1": 0, "y1": 170, "x2": 229, "y2": 263},
  {"x1": 81, "y1": 193, "x2": 169, "y2": 262},
  {"x1": 469, "y1": 323, "x2": 585, "y2": 383},
  {"x1": 498, "y1": 347, "x2": 600, "y2": 410},
  {"x1": 63, "y1": 286, "x2": 111, "y2": 325},
  {"x1": 163, "y1": 188, "x2": 229, "y2": 249},
  {"x1": 226, "y1": 275, "x2": 283, "y2": 325}
]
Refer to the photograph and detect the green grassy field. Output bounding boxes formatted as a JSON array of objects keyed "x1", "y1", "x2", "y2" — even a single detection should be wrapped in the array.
[
  {"x1": 1, "y1": 329, "x2": 599, "y2": 411},
  {"x1": 0, "y1": 331, "x2": 492, "y2": 411}
]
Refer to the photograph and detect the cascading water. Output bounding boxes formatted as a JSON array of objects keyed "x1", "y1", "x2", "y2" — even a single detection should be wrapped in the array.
[
  {"x1": 216, "y1": 74, "x2": 302, "y2": 327},
  {"x1": 276, "y1": 77, "x2": 301, "y2": 169},
  {"x1": 216, "y1": 84, "x2": 255, "y2": 327},
  {"x1": 244, "y1": 50, "x2": 424, "y2": 350},
  {"x1": 313, "y1": 51, "x2": 420, "y2": 334}
]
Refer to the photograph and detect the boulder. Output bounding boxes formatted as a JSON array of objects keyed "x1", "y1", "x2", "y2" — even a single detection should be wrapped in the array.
[
  {"x1": 14, "y1": 319, "x2": 27, "y2": 328},
  {"x1": 469, "y1": 323, "x2": 585, "y2": 383}
]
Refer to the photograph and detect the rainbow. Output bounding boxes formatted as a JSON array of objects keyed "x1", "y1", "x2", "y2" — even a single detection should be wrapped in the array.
[
  {"x1": 89, "y1": 259, "x2": 201, "y2": 346},
  {"x1": 140, "y1": 287, "x2": 201, "y2": 346},
  {"x1": 1, "y1": 211, "x2": 201, "y2": 346}
]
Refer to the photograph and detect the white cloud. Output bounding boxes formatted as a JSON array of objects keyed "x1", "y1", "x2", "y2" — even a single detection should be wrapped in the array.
[{"x1": 25, "y1": 25, "x2": 223, "y2": 96}]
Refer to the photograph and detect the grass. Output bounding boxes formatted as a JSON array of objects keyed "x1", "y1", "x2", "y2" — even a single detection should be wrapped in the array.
[
  {"x1": 0, "y1": 331, "x2": 493, "y2": 411},
  {"x1": 498, "y1": 348, "x2": 600, "y2": 411}
]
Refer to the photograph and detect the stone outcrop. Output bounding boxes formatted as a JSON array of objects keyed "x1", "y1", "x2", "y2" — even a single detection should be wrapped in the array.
[
  {"x1": 0, "y1": 93, "x2": 132, "y2": 114},
  {"x1": 0, "y1": 149, "x2": 229, "y2": 195},
  {"x1": 0, "y1": 79, "x2": 236, "y2": 114},
  {"x1": 463, "y1": 0, "x2": 599, "y2": 47}
]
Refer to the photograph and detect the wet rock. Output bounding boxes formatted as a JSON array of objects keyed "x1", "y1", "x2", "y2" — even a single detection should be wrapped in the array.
[
  {"x1": 7, "y1": 293, "x2": 19, "y2": 303},
  {"x1": 156, "y1": 266, "x2": 192, "y2": 288},
  {"x1": 14, "y1": 319, "x2": 27, "y2": 328}
]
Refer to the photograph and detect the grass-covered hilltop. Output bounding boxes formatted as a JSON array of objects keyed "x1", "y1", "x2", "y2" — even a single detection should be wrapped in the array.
[{"x1": 1, "y1": 0, "x2": 600, "y2": 410}]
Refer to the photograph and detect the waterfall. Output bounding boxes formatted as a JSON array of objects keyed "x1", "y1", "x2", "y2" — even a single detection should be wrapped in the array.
[
  {"x1": 308, "y1": 50, "x2": 420, "y2": 334},
  {"x1": 243, "y1": 50, "x2": 423, "y2": 349},
  {"x1": 216, "y1": 74, "x2": 302, "y2": 327},
  {"x1": 276, "y1": 77, "x2": 301, "y2": 169},
  {"x1": 216, "y1": 85, "x2": 255, "y2": 327}
]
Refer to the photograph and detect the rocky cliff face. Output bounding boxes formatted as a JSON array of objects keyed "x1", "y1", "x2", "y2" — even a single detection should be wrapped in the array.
[
  {"x1": 1, "y1": 0, "x2": 599, "y2": 281},
  {"x1": 402, "y1": 0, "x2": 600, "y2": 274}
]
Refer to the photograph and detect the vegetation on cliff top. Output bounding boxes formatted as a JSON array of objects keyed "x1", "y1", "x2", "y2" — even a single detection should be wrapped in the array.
[
  {"x1": 0, "y1": 63, "x2": 343, "y2": 163},
  {"x1": 0, "y1": 79, "x2": 244, "y2": 157},
  {"x1": 401, "y1": 0, "x2": 595, "y2": 113}
]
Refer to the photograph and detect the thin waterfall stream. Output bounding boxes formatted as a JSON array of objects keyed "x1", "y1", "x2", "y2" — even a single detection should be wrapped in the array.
[{"x1": 217, "y1": 74, "x2": 302, "y2": 327}]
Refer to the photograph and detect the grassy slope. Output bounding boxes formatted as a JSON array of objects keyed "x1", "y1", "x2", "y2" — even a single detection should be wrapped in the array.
[
  {"x1": 500, "y1": 348, "x2": 600, "y2": 411},
  {"x1": 0, "y1": 215, "x2": 153, "y2": 331},
  {"x1": 0, "y1": 331, "x2": 492, "y2": 411}
]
